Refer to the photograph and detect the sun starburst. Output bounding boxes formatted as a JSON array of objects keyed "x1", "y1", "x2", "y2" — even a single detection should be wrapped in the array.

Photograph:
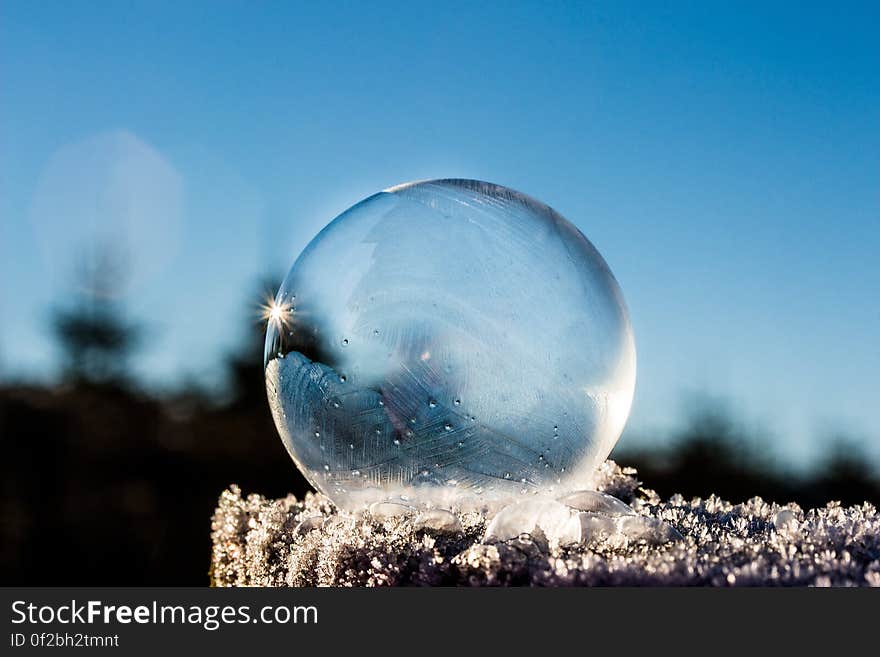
[{"x1": 261, "y1": 295, "x2": 294, "y2": 330}]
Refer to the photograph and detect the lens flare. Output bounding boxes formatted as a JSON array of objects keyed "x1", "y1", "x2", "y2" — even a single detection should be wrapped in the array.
[{"x1": 261, "y1": 297, "x2": 293, "y2": 330}]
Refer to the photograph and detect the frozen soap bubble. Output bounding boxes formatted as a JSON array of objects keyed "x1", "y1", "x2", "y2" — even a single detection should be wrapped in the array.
[{"x1": 265, "y1": 179, "x2": 636, "y2": 511}]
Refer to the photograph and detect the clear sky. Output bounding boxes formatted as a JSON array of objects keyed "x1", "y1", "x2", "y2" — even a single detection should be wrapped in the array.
[{"x1": 1, "y1": 2, "x2": 878, "y2": 468}]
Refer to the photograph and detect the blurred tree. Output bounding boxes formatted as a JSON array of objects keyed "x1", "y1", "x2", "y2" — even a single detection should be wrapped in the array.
[
  {"x1": 812, "y1": 438, "x2": 880, "y2": 505},
  {"x1": 615, "y1": 403, "x2": 879, "y2": 507},
  {"x1": 50, "y1": 245, "x2": 142, "y2": 385}
]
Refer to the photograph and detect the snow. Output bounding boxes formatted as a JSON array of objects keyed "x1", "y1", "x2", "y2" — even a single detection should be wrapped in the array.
[{"x1": 210, "y1": 460, "x2": 880, "y2": 586}]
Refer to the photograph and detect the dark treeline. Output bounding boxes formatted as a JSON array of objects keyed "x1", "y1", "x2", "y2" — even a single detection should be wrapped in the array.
[
  {"x1": 1, "y1": 268, "x2": 310, "y2": 585},
  {"x1": 1, "y1": 270, "x2": 877, "y2": 584},
  {"x1": 614, "y1": 407, "x2": 880, "y2": 511}
]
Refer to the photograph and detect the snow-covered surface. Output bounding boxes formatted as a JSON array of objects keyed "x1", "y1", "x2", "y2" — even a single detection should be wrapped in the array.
[{"x1": 210, "y1": 461, "x2": 880, "y2": 586}]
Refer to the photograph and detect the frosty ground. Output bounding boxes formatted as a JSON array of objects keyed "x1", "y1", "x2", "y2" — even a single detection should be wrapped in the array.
[{"x1": 210, "y1": 461, "x2": 880, "y2": 586}]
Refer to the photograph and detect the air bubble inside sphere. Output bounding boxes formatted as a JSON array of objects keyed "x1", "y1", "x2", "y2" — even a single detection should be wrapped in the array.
[{"x1": 265, "y1": 179, "x2": 636, "y2": 510}]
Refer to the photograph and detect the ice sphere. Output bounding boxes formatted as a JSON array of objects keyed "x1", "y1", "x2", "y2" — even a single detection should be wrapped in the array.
[
  {"x1": 265, "y1": 179, "x2": 636, "y2": 510},
  {"x1": 413, "y1": 509, "x2": 463, "y2": 534},
  {"x1": 578, "y1": 513, "x2": 683, "y2": 546},
  {"x1": 484, "y1": 499, "x2": 581, "y2": 545},
  {"x1": 774, "y1": 508, "x2": 799, "y2": 534},
  {"x1": 577, "y1": 512, "x2": 620, "y2": 543},
  {"x1": 368, "y1": 501, "x2": 416, "y2": 519},
  {"x1": 614, "y1": 515, "x2": 684, "y2": 545},
  {"x1": 558, "y1": 490, "x2": 636, "y2": 515}
]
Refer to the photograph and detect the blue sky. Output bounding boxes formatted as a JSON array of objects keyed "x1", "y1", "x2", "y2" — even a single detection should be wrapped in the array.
[{"x1": 1, "y1": 2, "x2": 878, "y2": 468}]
